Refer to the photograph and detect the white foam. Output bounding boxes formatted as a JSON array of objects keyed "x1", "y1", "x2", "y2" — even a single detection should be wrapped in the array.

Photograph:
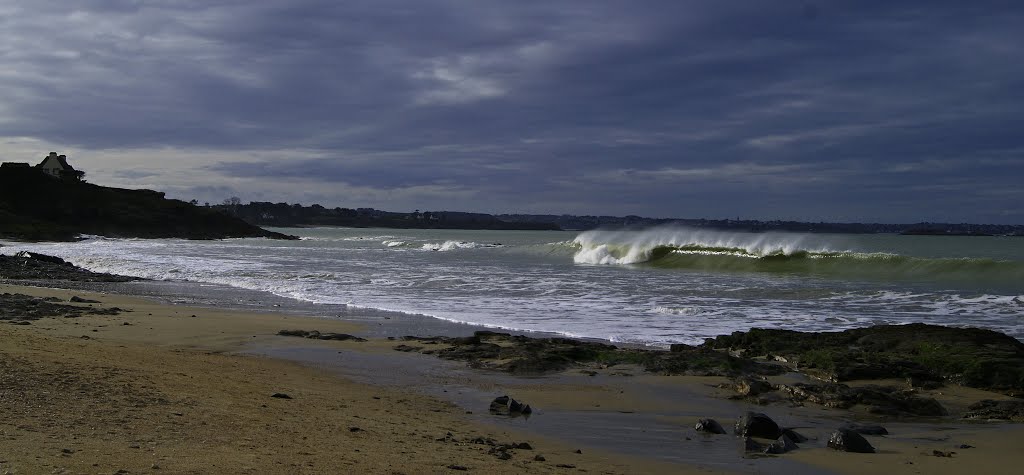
[{"x1": 572, "y1": 225, "x2": 845, "y2": 265}]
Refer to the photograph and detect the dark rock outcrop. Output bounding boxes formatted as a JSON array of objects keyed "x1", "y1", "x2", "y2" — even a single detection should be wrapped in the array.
[
  {"x1": 704, "y1": 324, "x2": 1024, "y2": 396},
  {"x1": 777, "y1": 382, "x2": 947, "y2": 416},
  {"x1": 962, "y1": 399, "x2": 1024, "y2": 421},
  {"x1": 827, "y1": 428, "x2": 875, "y2": 453},
  {"x1": 395, "y1": 331, "x2": 786, "y2": 377},
  {"x1": 734, "y1": 412, "x2": 782, "y2": 439},
  {"x1": 277, "y1": 329, "x2": 367, "y2": 342},
  {"x1": 0, "y1": 252, "x2": 137, "y2": 282},
  {"x1": 1, "y1": 292, "x2": 123, "y2": 322},
  {"x1": 0, "y1": 166, "x2": 294, "y2": 241}
]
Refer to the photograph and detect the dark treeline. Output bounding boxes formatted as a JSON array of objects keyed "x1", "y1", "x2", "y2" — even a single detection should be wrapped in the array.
[
  {"x1": 212, "y1": 201, "x2": 561, "y2": 231},
  {"x1": 212, "y1": 201, "x2": 1024, "y2": 235},
  {"x1": 498, "y1": 214, "x2": 1024, "y2": 236}
]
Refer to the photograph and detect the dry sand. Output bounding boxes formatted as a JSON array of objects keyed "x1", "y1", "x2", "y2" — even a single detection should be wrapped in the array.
[
  {"x1": 2, "y1": 283, "x2": 1023, "y2": 474},
  {"x1": 0, "y1": 284, "x2": 703, "y2": 474}
]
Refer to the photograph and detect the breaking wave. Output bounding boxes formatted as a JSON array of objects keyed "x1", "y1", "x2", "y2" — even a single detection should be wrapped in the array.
[{"x1": 573, "y1": 226, "x2": 1024, "y2": 285}]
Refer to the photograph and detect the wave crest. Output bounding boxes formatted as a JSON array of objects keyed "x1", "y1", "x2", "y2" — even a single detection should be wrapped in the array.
[{"x1": 572, "y1": 226, "x2": 1024, "y2": 284}]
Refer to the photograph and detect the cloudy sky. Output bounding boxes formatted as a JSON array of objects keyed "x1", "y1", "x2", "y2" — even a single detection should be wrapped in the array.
[{"x1": 2, "y1": 1, "x2": 1022, "y2": 224}]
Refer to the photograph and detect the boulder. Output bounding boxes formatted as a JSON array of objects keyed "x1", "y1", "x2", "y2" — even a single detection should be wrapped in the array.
[
  {"x1": 734, "y1": 412, "x2": 782, "y2": 439},
  {"x1": 781, "y1": 428, "x2": 809, "y2": 443},
  {"x1": 827, "y1": 428, "x2": 875, "y2": 453},
  {"x1": 764, "y1": 434, "x2": 799, "y2": 454}
]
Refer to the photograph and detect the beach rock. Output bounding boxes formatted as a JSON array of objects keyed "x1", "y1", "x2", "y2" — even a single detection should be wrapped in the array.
[
  {"x1": 533, "y1": 454, "x2": 546, "y2": 461},
  {"x1": 781, "y1": 428, "x2": 809, "y2": 443},
  {"x1": 703, "y1": 324, "x2": 1024, "y2": 395},
  {"x1": 695, "y1": 418, "x2": 727, "y2": 434},
  {"x1": 395, "y1": 330, "x2": 789, "y2": 377},
  {"x1": 0, "y1": 292, "x2": 124, "y2": 322},
  {"x1": 734, "y1": 412, "x2": 782, "y2": 439},
  {"x1": 70, "y1": 296, "x2": 101, "y2": 303},
  {"x1": 962, "y1": 399, "x2": 1024, "y2": 421},
  {"x1": 447, "y1": 465, "x2": 468, "y2": 471},
  {"x1": 277, "y1": 329, "x2": 310, "y2": 337},
  {"x1": 734, "y1": 377, "x2": 773, "y2": 397},
  {"x1": 840, "y1": 423, "x2": 889, "y2": 435},
  {"x1": 514, "y1": 442, "x2": 533, "y2": 450},
  {"x1": 393, "y1": 344, "x2": 423, "y2": 352},
  {"x1": 764, "y1": 434, "x2": 799, "y2": 454},
  {"x1": 743, "y1": 437, "x2": 767, "y2": 452},
  {"x1": 827, "y1": 428, "x2": 875, "y2": 453},
  {"x1": 270, "y1": 392, "x2": 292, "y2": 399},
  {"x1": 777, "y1": 382, "x2": 947, "y2": 416},
  {"x1": 316, "y1": 332, "x2": 367, "y2": 342},
  {"x1": 489, "y1": 395, "x2": 532, "y2": 417},
  {"x1": 277, "y1": 329, "x2": 366, "y2": 342},
  {"x1": 0, "y1": 253, "x2": 137, "y2": 282}
]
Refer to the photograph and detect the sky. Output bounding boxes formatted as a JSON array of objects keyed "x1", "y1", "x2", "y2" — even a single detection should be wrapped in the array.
[{"x1": 1, "y1": 1, "x2": 1022, "y2": 224}]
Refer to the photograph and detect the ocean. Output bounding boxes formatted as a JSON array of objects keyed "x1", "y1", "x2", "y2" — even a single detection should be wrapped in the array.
[{"x1": 3, "y1": 226, "x2": 1023, "y2": 346}]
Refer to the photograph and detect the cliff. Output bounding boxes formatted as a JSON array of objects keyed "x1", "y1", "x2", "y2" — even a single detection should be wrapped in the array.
[{"x1": 0, "y1": 168, "x2": 294, "y2": 241}]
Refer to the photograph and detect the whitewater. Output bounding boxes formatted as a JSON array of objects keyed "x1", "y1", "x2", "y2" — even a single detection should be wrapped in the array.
[{"x1": 3, "y1": 226, "x2": 1023, "y2": 346}]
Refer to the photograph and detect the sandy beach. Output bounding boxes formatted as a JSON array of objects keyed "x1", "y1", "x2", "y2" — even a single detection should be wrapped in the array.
[{"x1": 3, "y1": 283, "x2": 1023, "y2": 475}]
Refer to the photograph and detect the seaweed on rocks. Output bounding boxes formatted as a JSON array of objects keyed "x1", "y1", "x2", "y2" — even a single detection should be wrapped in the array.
[
  {"x1": 0, "y1": 293, "x2": 123, "y2": 322},
  {"x1": 703, "y1": 323, "x2": 1024, "y2": 396},
  {"x1": 397, "y1": 331, "x2": 787, "y2": 376}
]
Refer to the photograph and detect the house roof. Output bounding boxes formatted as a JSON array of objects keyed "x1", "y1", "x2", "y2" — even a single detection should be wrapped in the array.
[{"x1": 39, "y1": 152, "x2": 76, "y2": 171}]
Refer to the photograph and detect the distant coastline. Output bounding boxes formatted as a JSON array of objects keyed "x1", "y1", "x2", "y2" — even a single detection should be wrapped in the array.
[{"x1": 211, "y1": 201, "x2": 1024, "y2": 236}]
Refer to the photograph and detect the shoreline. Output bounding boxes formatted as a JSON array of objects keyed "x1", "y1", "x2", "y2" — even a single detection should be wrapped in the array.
[{"x1": 3, "y1": 280, "x2": 1024, "y2": 474}]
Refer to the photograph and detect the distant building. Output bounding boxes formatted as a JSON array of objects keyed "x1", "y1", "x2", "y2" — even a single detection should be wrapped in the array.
[
  {"x1": 36, "y1": 152, "x2": 84, "y2": 180},
  {"x1": 0, "y1": 162, "x2": 31, "y2": 169}
]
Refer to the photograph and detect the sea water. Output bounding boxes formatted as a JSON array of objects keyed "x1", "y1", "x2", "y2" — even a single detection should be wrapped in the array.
[{"x1": 3, "y1": 226, "x2": 1023, "y2": 346}]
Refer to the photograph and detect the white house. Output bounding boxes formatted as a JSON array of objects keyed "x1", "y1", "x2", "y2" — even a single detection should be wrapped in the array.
[{"x1": 36, "y1": 152, "x2": 84, "y2": 180}]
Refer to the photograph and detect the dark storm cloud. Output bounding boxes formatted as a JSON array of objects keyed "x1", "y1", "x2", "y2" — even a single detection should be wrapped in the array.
[{"x1": 2, "y1": 1, "x2": 1022, "y2": 222}]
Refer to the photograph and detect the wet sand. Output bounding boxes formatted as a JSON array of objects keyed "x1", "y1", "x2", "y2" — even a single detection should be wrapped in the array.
[{"x1": 2, "y1": 283, "x2": 1023, "y2": 474}]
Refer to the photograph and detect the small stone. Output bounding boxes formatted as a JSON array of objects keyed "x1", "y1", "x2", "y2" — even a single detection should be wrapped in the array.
[
  {"x1": 271, "y1": 393, "x2": 292, "y2": 399},
  {"x1": 695, "y1": 418, "x2": 727, "y2": 434},
  {"x1": 515, "y1": 442, "x2": 533, "y2": 450},
  {"x1": 533, "y1": 454, "x2": 546, "y2": 461},
  {"x1": 447, "y1": 465, "x2": 468, "y2": 471},
  {"x1": 574, "y1": 449, "x2": 582, "y2": 454},
  {"x1": 349, "y1": 427, "x2": 361, "y2": 432},
  {"x1": 62, "y1": 448, "x2": 75, "y2": 454},
  {"x1": 151, "y1": 464, "x2": 160, "y2": 470}
]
